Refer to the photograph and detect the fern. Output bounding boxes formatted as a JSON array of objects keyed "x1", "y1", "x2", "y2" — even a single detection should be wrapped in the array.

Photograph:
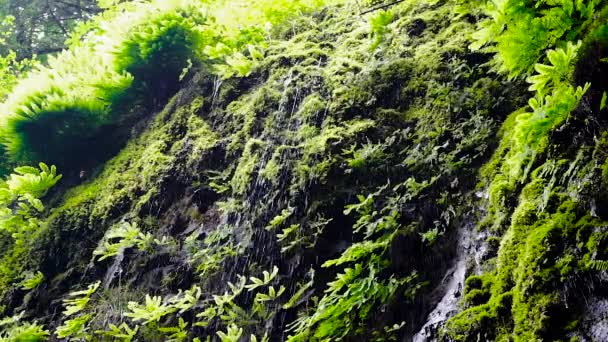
[
  {"x1": 495, "y1": 37, "x2": 590, "y2": 186},
  {"x1": 322, "y1": 232, "x2": 394, "y2": 267},
  {"x1": 276, "y1": 224, "x2": 300, "y2": 243},
  {"x1": 588, "y1": 259, "x2": 608, "y2": 271},
  {"x1": 4, "y1": 163, "x2": 61, "y2": 199},
  {"x1": 62, "y1": 281, "x2": 101, "y2": 317},
  {"x1": 254, "y1": 286, "x2": 286, "y2": 303},
  {"x1": 0, "y1": 313, "x2": 49, "y2": 341},
  {"x1": 217, "y1": 324, "x2": 243, "y2": 342},
  {"x1": 217, "y1": 52, "x2": 256, "y2": 79},
  {"x1": 265, "y1": 208, "x2": 294, "y2": 231},
  {"x1": 244, "y1": 266, "x2": 279, "y2": 291},
  {"x1": 56, "y1": 314, "x2": 92, "y2": 339},
  {"x1": 95, "y1": 323, "x2": 139, "y2": 342},
  {"x1": 0, "y1": 164, "x2": 61, "y2": 295},
  {"x1": 369, "y1": 10, "x2": 394, "y2": 50},
  {"x1": 158, "y1": 317, "x2": 189, "y2": 342},
  {"x1": 168, "y1": 285, "x2": 202, "y2": 314},
  {"x1": 0, "y1": 47, "x2": 133, "y2": 165},
  {"x1": 125, "y1": 294, "x2": 176, "y2": 325},
  {"x1": 251, "y1": 334, "x2": 270, "y2": 342},
  {"x1": 93, "y1": 221, "x2": 165, "y2": 261},
  {"x1": 196, "y1": 276, "x2": 246, "y2": 327},
  {"x1": 420, "y1": 227, "x2": 443, "y2": 245},
  {"x1": 282, "y1": 270, "x2": 314, "y2": 310},
  {"x1": 343, "y1": 141, "x2": 386, "y2": 169},
  {"x1": 526, "y1": 41, "x2": 581, "y2": 97},
  {"x1": 0, "y1": 321, "x2": 49, "y2": 342},
  {"x1": 109, "y1": 6, "x2": 208, "y2": 87},
  {"x1": 286, "y1": 183, "x2": 422, "y2": 340},
  {"x1": 20, "y1": 271, "x2": 44, "y2": 290},
  {"x1": 472, "y1": 0, "x2": 601, "y2": 77}
]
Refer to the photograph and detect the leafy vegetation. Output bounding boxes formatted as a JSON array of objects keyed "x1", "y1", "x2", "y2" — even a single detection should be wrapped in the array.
[
  {"x1": 472, "y1": 0, "x2": 602, "y2": 77},
  {"x1": 1, "y1": 0, "x2": 608, "y2": 341},
  {"x1": 443, "y1": 0, "x2": 608, "y2": 340},
  {"x1": 0, "y1": 314, "x2": 49, "y2": 341},
  {"x1": 0, "y1": 0, "x2": 100, "y2": 59},
  {"x1": 0, "y1": 0, "x2": 338, "y2": 170},
  {"x1": 369, "y1": 10, "x2": 394, "y2": 50},
  {"x1": 0, "y1": 163, "x2": 61, "y2": 300}
]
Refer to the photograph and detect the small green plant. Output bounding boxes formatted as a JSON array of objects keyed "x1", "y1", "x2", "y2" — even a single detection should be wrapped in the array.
[
  {"x1": 471, "y1": 0, "x2": 600, "y2": 77},
  {"x1": 526, "y1": 41, "x2": 581, "y2": 97},
  {"x1": 0, "y1": 321, "x2": 49, "y2": 342},
  {"x1": 62, "y1": 281, "x2": 101, "y2": 316},
  {"x1": 93, "y1": 221, "x2": 167, "y2": 262},
  {"x1": 369, "y1": 10, "x2": 394, "y2": 50},
  {"x1": 254, "y1": 285, "x2": 286, "y2": 303},
  {"x1": 125, "y1": 294, "x2": 176, "y2": 325},
  {"x1": 56, "y1": 314, "x2": 92, "y2": 339},
  {"x1": 186, "y1": 228, "x2": 243, "y2": 278},
  {"x1": 217, "y1": 52, "x2": 256, "y2": 79},
  {"x1": 420, "y1": 227, "x2": 443, "y2": 246},
  {"x1": 588, "y1": 259, "x2": 608, "y2": 271},
  {"x1": 276, "y1": 224, "x2": 301, "y2": 251},
  {"x1": 158, "y1": 317, "x2": 189, "y2": 342},
  {"x1": 343, "y1": 141, "x2": 386, "y2": 169},
  {"x1": 95, "y1": 323, "x2": 139, "y2": 342},
  {"x1": 0, "y1": 314, "x2": 49, "y2": 341},
  {"x1": 217, "y1": 324, "x2": 243, "y2": 342},
  {"x1": 265, "y1": 208, "x2": 294, "y2": 231},
  {"x1": 2, "y1": 163, "x2": 62, "y2": 201},
  {"x1": 195, "y1": 276, "x2": 247, "y2": 327},
  {"x1": 244, "y1": 266, "x2": 279, "y2": 291},
  {"x1": 251, "y1": 334, "x2": 270, "y2": 342},
  {"x1": 169, "y1": 285, "x2": 202, "y2": 314},
  {"x1": 282, "y1": 270, "x2": 315, "y2": 310},
  {"x1": 20, "y1": 271, "x2": 44, "y2": 290},
  {"x1": 0, "y1": 163, "x2": 61, "y2": 299}
]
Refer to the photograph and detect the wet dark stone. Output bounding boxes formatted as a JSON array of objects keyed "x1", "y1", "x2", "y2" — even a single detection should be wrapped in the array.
[{"x1": 407, "y1": 19, "x2": 427, "y2": 37}]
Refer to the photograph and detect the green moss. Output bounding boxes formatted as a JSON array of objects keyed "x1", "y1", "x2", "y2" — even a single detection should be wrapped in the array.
[
  {"x1": 295, "y1": 94, "x2": 327, "y2": 123},
  {"x1": 226, "y1": 87, "x2": 281, "y2": 152},
  {"x1": 230, "y1": 139, "x2": 266, "y2": 195},
  {"x1": 259, "y1": 149, "x2": 283, "y2": 183},
  {"x1": 0, "y1": 0, "x2": 547, "y2": 339},
  {"x1": 448, "y1": 155, "x2": 608, "y2": 341},
  {"x1": 7, "y1": 94, "x2": 221, "y2": 310},
  {"x1": 0, "y1": 1, "x2": 213, "y2": 168},
  {"x1": 443, "y1": 292, "x2": 513, "y2": 342}
]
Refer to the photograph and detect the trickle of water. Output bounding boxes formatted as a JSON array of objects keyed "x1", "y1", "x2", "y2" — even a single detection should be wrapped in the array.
[
  {"x1": 412, "y1": 259, "x2": 466, "y2": 342},
  {"x1": 412, "y1": 218, "x2": 475, "y2": 342},
  {"x1": 103, "y1": 248, "x2": 125, "y2": 289},
  {"x1": 211, "y1": 76, "x2": 223, "y2": 108}
]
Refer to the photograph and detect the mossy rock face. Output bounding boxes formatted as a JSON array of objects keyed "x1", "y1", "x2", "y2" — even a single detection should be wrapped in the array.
[
  {"x1": 439, "y1": 12, "x2": 608, "y2": 342},
  {"x1": 20, "y1": 0, "x2": 608, "y2": 341}
]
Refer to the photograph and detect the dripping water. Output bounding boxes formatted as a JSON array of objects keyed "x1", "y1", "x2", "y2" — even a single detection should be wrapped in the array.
[{"x1": 412, "y1": 217, "x2": 475, "y2": 342}]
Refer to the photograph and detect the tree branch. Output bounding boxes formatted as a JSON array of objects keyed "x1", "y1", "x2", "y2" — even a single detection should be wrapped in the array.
[
  {"x1": 47, "y1": 0, "x2": 70, "y2": 36},
  {"x1": 54, "y1": 0, "x2": 101, "y2": 15},
  {"x1": 360, "y1": 0, "x2": 407, "y2": 16}
]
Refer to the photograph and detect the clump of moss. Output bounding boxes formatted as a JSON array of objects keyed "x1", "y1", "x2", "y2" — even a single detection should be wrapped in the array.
[
  {"x1": 231, "y1": 139, "x2": 266, "y2": 195},
  {"x1": 0, "y1": 0, "x2": 534, "y2": 340},
  {"x1": 446, "y1": 151, "x2": 608, "y2": 341}
]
